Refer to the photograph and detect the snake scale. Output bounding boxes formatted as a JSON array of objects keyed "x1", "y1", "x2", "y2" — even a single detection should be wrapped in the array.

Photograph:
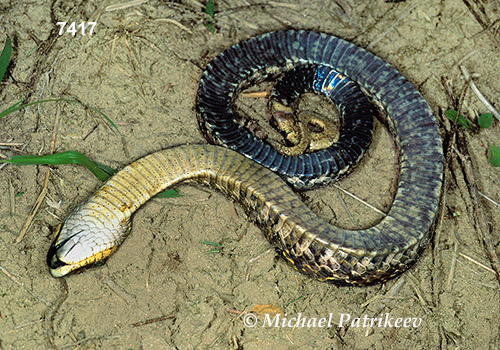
[{"x1": 48, "y1": 30, "x2": 443, "y2": 285}]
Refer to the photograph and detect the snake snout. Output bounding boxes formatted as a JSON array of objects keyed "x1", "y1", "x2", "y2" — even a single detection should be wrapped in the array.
[
  {"x1": 47, "y1": 225, "x2": 86, "y2": 277},
  {"x1": 47, "y1": 222, "x2": 118, "y2": 277}
]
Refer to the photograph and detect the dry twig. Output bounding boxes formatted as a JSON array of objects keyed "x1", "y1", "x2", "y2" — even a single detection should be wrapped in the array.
[
  {"x1": 454, "y1": 137, "x2": 500, "y2": 284},
  {"x1": 0, "y1": 265, "x2": 49, "y2": 304},
  {"x1": 104, "y1": 0, "x2": 148, "y2": 12},
  {"x1": 460, "y1": 65, "x2": 500, "y2": 122}
]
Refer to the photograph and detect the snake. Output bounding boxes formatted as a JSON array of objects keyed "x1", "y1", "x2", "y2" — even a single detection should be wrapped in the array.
[
  {"x1": 198, "y1": 51, "x2": 376, "y2": 189},
  {"x1": 47, "y1": 30, "x2": 443, "y2": 285}
]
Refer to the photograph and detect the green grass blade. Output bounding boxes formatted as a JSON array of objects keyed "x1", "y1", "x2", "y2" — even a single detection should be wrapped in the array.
[
  {"x1": 0, "y1": 99, "x2": 25, "y2": 118},
  {"x1": 206, "y1": 0, "x2": 214, "y2": 17},
  {"x1": 0, "y1": 37, "x2": 12, "y2": 83},
  {"x1": 1, "y1": 152, "x2": 181, "y2": 197},
  {"x1": 284, "y1": 295, "x2": 305, "y2": 308},
  {"x1": 490, "y1": 145, "x2": 500, "y2": 167},
  {"x1": 72, "y1": 99, "x2": 122, "y2": 137},
  {"x1": 0, "y1": 98, "x2": 122, "y2": 137},
  {"x1": 205, "y1": 0, "x2": 215, "y2": 33},
  {"x1": 26, "y1": 46, "x2": 37, "y2": 57},
  {"x1": 94, "y1": 161, "x2": 117, "y2": 176},
  {"x1": 3, "y1": 151, "x2": 111, "y2": 181},
  {"x1": 0, "y1": 99, "x2": 65, "y2": 118},
  {"x1": 200, "y1": 240, "x2": 220, "y2": 247}
]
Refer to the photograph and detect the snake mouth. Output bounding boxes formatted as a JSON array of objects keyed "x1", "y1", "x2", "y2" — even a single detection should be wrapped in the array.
[
  {"x1": 47, "y1": 228, "x2": 118, "y2": 278},
  {"x1": 47, "y1": 230, "x2": 81, "y2": 277},
  {"x1": 47, "y1": 243, "x2": 116, "y2": 278},
  {"x1": 47, "y1": 225, "x2": 92, "y2": 277},
  {"x1": 47, "y1": 243, "x2": 69, "y2": 270}
]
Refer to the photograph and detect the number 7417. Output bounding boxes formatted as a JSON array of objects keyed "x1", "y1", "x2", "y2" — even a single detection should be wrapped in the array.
[{"x1": 56, "y1": 22, "x2": 96, "y2": 36}]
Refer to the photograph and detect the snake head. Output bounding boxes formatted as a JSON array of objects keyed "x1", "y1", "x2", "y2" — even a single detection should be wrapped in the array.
[{"x1": 47, "y1": 205, "x2": 130, "y2": 277}]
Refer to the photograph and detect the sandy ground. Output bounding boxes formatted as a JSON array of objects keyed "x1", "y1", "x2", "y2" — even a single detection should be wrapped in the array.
[{"x1": 1, "y1": 0, "x2": 499, "y2": 349}]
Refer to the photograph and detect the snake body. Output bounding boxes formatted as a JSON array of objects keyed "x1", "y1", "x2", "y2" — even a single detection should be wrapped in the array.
[
  {"x1": 197, "y1": 36, "x2": 378, "y2": 189},
  {"x1": 48, "y1": 30, "x2": 443, "y2": 285}
]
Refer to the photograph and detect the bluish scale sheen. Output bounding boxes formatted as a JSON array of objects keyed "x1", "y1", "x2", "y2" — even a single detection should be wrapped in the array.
[
  {"x1": 312, "y1": 66, "x2": 348, "y2": 97},
  {"x1": 195, "y1": 27, "x2": 443, "y2": 236},
  {"x1": 196, "y1": 32, "x2": 378, "y2": 189}
]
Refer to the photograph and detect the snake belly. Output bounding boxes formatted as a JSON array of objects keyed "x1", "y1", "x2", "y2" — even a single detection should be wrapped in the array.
[
  {"x1": 48, "y1": 31, "x2": 443, "y2": 285},
  {"x1": 196, "y1": 30, "x2": 442, "y2": 191},
  {"x1": 268, "y1": 64, "x2": 374, "y2": 157},
  {"x1": 197, "y1": 36, "x2": 378, "y2": 189}
]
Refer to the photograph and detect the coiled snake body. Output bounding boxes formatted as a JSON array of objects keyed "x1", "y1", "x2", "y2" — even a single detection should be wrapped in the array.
[{"x1": 48, "y1": 30, "x2": 443, "y2": 285}]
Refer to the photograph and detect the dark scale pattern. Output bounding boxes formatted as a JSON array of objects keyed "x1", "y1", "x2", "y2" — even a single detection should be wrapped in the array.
[
  {"x1": 196, "y1": 30, "x2": 443, "y2": 283},
  {"x1": 197, "y1": 32, "x2": 379, "y2": 189},
  {"x1": 48, "y1": 31, "x2": 444, "y2": 285},
  {"x1": 270, "y1": 65, "x2": 375, "y2": 165}
]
